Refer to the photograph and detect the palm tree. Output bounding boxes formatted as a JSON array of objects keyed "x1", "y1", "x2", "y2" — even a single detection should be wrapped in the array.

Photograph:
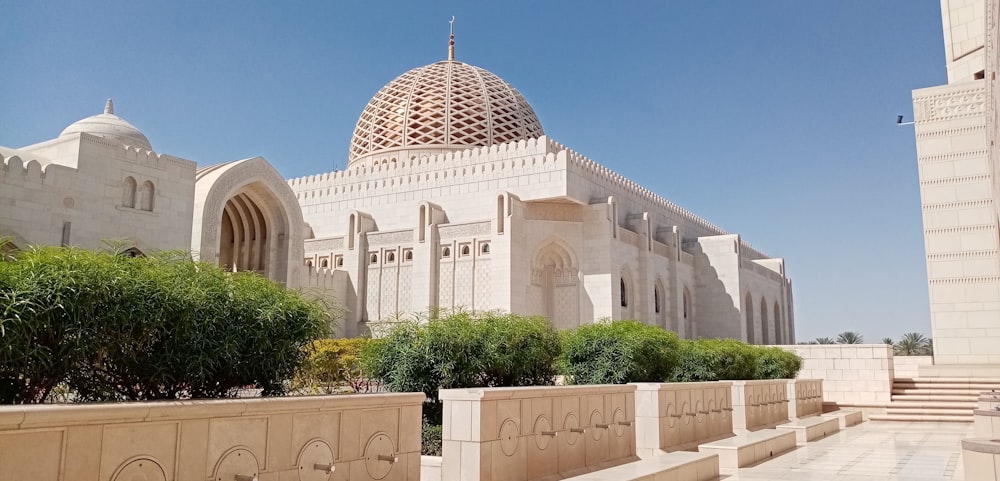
[
  {"x1": 815, "y1": 337, "x2": 836, "y2": 344},
  {"x1": 836, "y1": 331, "x2": 864, "y2": 344},
  {"x1": 882, "y1": 337, "x2": 894, "y2": 345},
  {"x1": 896, "y1": 332, "x2": 931, "y2": 356}
]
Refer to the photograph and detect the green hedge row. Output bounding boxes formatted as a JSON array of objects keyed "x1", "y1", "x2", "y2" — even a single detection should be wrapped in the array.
[
  {"x1": 361, "y1": 316, "x2": 802, "y2": 391},
  {"x1": 0, "y1": 246, "x2": 329, "y2": 404}
]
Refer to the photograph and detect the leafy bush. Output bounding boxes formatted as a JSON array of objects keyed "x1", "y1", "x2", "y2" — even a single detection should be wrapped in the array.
[
  {"x1": 422, "y1": 421, "x2": 443, "y2": 456},
  {"x1": 671, "y1": 338, "x2": 757, "y2": 382},
  {"x1": 0, "y1": 246, "x2": 329, "y2": 404},
  {"x1": 361, "y1": 311, "x2": 561, "y2": 422},
  {"x1": 670, "y1": 339, "x2": 802, "y2": 381},
  {"x1": 294, "y1": 338, "x2": 374, "y2": 394},
  {"x1": 753, "y1": 346, "x2": 803, "y2": 379},
  {"x1": 559, "y1": 320, "x2": 680, "y2": 384}
]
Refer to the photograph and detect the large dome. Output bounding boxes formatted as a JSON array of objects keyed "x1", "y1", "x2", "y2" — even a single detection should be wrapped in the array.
[
  {"x1": 60, "y1": 99, "x2": 152, "y2": 150},
  {"x1": 348, "y1": 60, "x2": 544, "y2": 167}
]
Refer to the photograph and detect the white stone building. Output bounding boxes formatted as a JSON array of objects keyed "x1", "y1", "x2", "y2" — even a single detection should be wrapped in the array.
[
  {"x1": 0, "y1": 41, "x2": 794, "y2": 343},
  {"x1": 911, "y1": 0, "x2": 1000, "y2": 369}
]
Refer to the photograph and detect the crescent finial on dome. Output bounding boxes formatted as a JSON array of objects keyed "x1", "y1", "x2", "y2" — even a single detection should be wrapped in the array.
[
  {"x1": 105, "y1": 98, "x2": 114, "y2": 115},
  {"x1": 449, "y1": 16, "x2": 455, "y2": 61}
]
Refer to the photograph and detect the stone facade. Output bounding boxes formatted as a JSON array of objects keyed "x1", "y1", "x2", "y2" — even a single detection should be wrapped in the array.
[
  {"x1": 1, "y1": 52, "x2": 794, "y2": 342},
  {"x1": 912, "y1": 0, "x2": 1000, "y2": 365}
]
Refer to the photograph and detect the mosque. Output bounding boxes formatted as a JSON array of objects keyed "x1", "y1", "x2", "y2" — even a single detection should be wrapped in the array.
[{"x1": 0, "y1": 30, "x2": 795, "y2": 342}]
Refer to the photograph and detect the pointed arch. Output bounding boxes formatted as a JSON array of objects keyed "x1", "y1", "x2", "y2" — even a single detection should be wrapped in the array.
[
  {"x1": 530, "y1": 237, "x2": 580, "y2": 329},
  {"x1": 760, "y1": 296, "x2": 769, "y2": 345},
  {"x1": 122, "y1": 176, "x2": 137, "y2": 208},
  {"x1": 682, "y1": 286, "x2": 695, "y2": 338},
  {"x1": 192, "y1": 157, "x2": 305, "y2": 285},
  {"x1": 774, "y1": 301, "x2": 783, "y2": 344},
  {"x1": 744, "y1": 292, "x2": 755, "y2": 344},
  {"x1": 138, "y1": 180, "x2": 155, "y2": 211}
]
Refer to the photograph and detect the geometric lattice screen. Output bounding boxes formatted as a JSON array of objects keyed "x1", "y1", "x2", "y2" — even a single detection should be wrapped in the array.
[{"x1": 349, "y1": 60, "x2": 544, "y2": 165}]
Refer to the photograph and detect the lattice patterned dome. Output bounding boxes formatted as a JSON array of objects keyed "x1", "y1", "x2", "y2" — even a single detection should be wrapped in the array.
[{"x1": 348, "y1": 60, "x2": 544, "y2": 167}]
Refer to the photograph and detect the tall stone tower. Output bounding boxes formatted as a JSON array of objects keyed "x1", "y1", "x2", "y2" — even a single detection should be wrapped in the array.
[{"x1": 912, "y1": 0, "x2": 1000, "y2": 371}]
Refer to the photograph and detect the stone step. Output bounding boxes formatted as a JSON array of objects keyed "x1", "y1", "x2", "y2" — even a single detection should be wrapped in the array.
[
  {"x1": 892, "y1": 388, "x2": 987, "y2": 396},
  {"x1": 894, "y1": 377, "x2": 1000, "y2": 384},
  {"x1": 886, "y1": 400, "x2": 977, "y2": 409},
  {"x1": 891, "y1": 394, "x2": 978, "y2": 402},
  {"x1": 892, "y1": 383, "x2": 1000, "y2": 391},
  {"x1": 885, "y1": 407, "x2": 973, "y2": 416},
  {"x1": 868, "y1": 413, "x2": 974, "y2": 423}
]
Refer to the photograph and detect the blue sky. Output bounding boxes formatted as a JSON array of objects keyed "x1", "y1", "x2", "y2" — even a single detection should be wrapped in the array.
[{"x1": 1, "y1": 2, "x2": 946, "y2": 342}]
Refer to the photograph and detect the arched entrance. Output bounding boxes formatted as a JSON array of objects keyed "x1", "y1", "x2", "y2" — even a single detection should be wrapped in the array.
[{"x1": 192, "y1": 157, "x2": 305, "y2": 286}]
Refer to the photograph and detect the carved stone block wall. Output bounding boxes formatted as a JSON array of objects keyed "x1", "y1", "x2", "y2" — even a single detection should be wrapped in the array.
[
  {"x1": 0, "y1": 393, "x2": 425, "y2": 481},
  {"x1": 439, "y1": 385, "x2": 636, "y2": 481},
  {"x1": 632, "y1": 381, "x2": 734, "y2": 458}
]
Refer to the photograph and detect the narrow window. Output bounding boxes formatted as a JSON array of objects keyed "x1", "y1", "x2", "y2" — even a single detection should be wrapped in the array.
[
  {"x1": 122, "y1": 177, "x2": 137, "y2": 208},
  {"x1": 442, "y1": 247, "x2": 451, "y2": 258},
  {"x1": 461, "y1": 245, "x2": 470, "y2": 256},
  {"x1": 654, "y1": 287, "x2": 660, "y2": 313},
  {"x1": 481, "y1": 243, "x2": 490, "y2": 254},
  {"x1": 620, "y1": 278, "x2": 628, "y2": 307},
  {"x1": 139, "y1": 181, "x2": 154, "y2": 211},
  {"x1": 370, "y1": 253, "x2": 378, "y2": 264},
  {"x1": 387, "y1": 252, "x2": 396, "y2": 263},
  {"x1": 321, "y1": 259, "x2": 328, "y2": 268},
  {"x1": 404, "y1": 250, "x2": 413, "y2": 261}
]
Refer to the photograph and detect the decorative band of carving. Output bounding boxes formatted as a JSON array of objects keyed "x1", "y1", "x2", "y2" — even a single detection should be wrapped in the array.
[
  {"x1": 923, "y1": 199, "x2": 993, "y2": 211},
  {"x1": 913, "y1": 88, "x2": 986, "y2": 122},
  {"x1": 920, "y1": 174, "x2": 991, "y2": 186},
  {"x1": 924, "y1": 224, "x2": 997, "y2": 235},
  {"x1": 927, "y1": 250, "x2": 998, "y2": 260},
  {"x1": 915, "y1": 125, "x2": 986, "y2": 139},
  {"x1": 929, "y1": 276, "x2": 1000, "y2": 285},
  {"x1": 918, "y1": 150, "x2": 988, "y2": 163}
]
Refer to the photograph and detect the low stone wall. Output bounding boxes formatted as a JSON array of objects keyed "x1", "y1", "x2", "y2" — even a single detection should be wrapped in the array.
[
  {"x1": 892, "y1": 355, "x2": 933, "y2": 379},
  {"x1": 439, "y1": 385, "x2": 636, "y2": 481},
  {"x1": 730, "y1": 380, "x2": 790, "y2": 432},
  {"x1": 780, "y1": 344, "x2": 894, "y2": 411},
  {"x1": 632, "y1": 381, "x2": 734, "y2": 457},
  {"x1": 788, "y1": 379, "x2": 824, "y2": 419},
  {"x1": 0, "y1": 393, "x2": 424, "y2": 481}
]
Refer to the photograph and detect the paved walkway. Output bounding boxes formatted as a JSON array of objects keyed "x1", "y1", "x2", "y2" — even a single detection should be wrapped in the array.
[{"x1": 724, "y1": 421, "x2": 975, "y2": 481}]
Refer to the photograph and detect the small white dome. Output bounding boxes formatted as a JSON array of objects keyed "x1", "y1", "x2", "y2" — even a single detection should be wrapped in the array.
[
  {"x1": 348, "y1": 60, "x2": 543, "y2": 167},
  {"x1": 60, "y1": 99, "x2": 152, "y2": 150}
]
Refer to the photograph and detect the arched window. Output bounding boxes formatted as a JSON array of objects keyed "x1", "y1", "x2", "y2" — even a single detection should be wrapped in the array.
[
  {"x1": 387, "y1": 252, "x2": 396, "y2": 263},
  {"x1": 139, "y1": 181, "x2": 154, "y2": 211},
  {"x1": 321, "y1": 258, "x2": 329, "y2": 268},
  {"x1": 654, "y1": 286, "x2": 661, "y2": 314},
  {"x1": 442, "y1": 247, "x2": 451, "y2": 258},
  {"x1": 745, "y1": 293, "x2": 755, "y2": 343},
  {"x1": 481, "y1": 243, "x2": 490, "y2": 254},
  {"x1": 461, "y1": 245, "x2": 470, "y2": 256},
  {"x1": 370, "y1": 253, "x2": 378, "y2": 264},
  {"x1": 404, "y1": 250, "x2": 413, "y2": 261},
  {"x1": 620, "y1": 278, "x2": 628, "y2": 308},
  {"x1": 122, "y1": 177, "x2": 137, "y2": 208},
  {"x1": 336, "y1": 257, "x2": 344, "y2": 267},
  {"x1": 305, "y1": 259, "x2": 313, "y2": 267},
  {"x1": 760, "y1": 296, "x2": 769, "y2": 344}
]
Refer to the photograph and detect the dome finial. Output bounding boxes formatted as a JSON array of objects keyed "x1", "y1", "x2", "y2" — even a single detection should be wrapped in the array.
[
  {"x1": 104, "y1": 98, "x2": 114, "y2": 115},
  {"x1": 448, "y1": 16, "x2": 455, "y2": 61}
]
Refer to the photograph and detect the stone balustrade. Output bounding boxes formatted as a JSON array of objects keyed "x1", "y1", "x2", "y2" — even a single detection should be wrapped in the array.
[
  {"x1": 439, "y1": 384, "x2": 637, "y2": 481},
  {"x1": 632, "y1": 381, "x2": 734, "y2": 457},
  {"x1": 788, "y1": 379, "x2": 824, "y2": 419},
  {"x1": 730, "y1": 380, "x2": 791, "y2": 432},
  {"x1": 0, "y1": 393, "x2": 424, "y2": 481}
]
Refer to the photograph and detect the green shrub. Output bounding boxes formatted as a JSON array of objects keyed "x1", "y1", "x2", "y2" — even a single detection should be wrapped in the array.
[
  {"x1": 559, "y1": 320, "x2": 680, "y2": 384},
  {"x1": 753, "y1": 346, "x2": 803, "y2": 379},
  {"x1": 0, "y1": 246, "x2": 329, "y2": 404},
  {"x1": 670, "y1": 338, "x2": 757, "y2": 382},
  {"x1": 670, "y1": 339, "x2": 802, "y2": 381},
  {"x1": 294, "y1": 338, "x2": 373, "y2": 394},
  {"x1": 361, "y1": 311, "x2": 561, "y2": 422},
  {"x1": 422, "y1": 421, "x2": 443, "y2": 456}
]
